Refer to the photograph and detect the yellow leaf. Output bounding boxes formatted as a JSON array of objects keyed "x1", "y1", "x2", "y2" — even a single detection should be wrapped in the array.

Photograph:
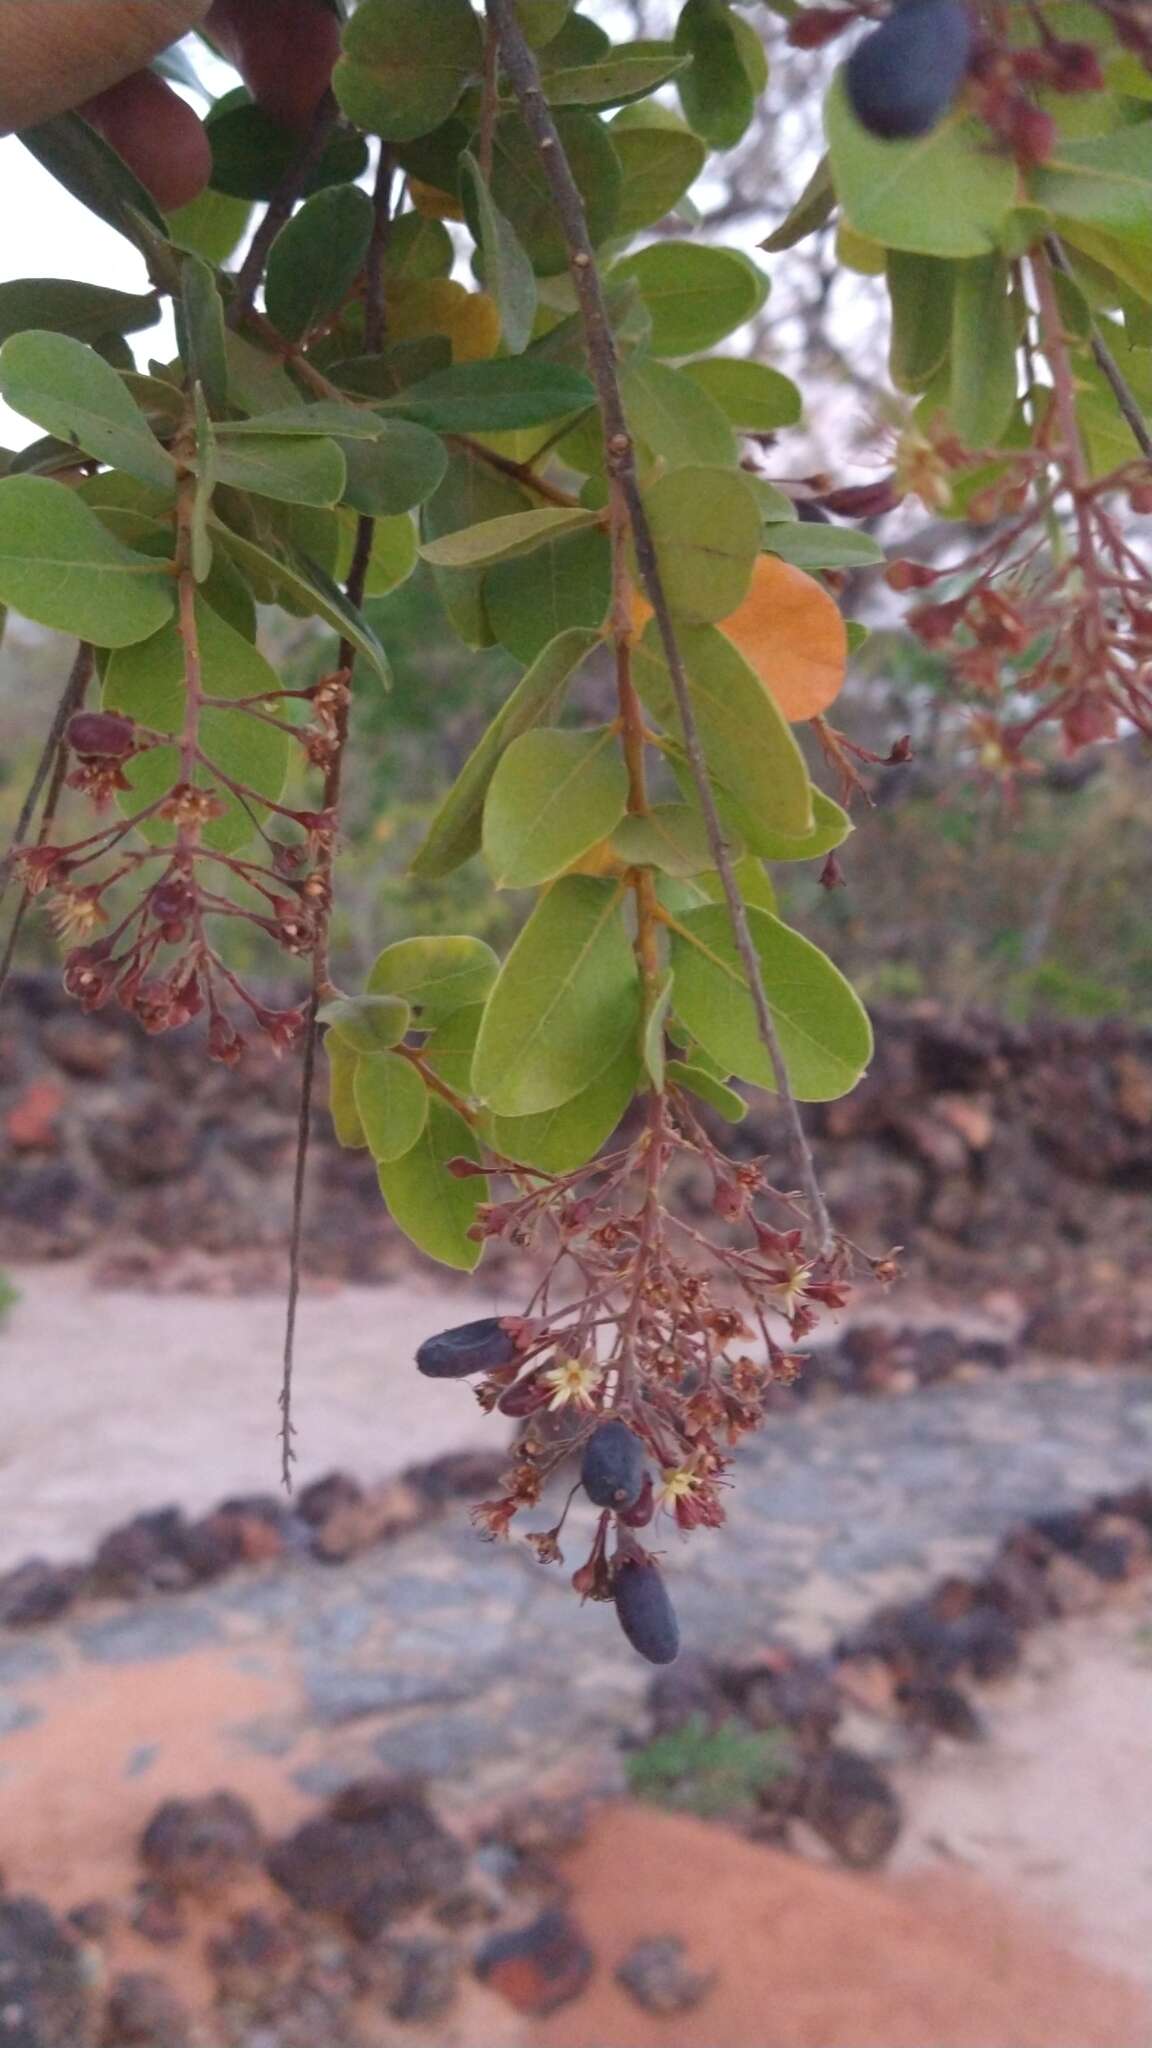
[
  {"x1": 387, "y1": 279, "x2": 501, "y2": 363},
  {"x1": 564, "y1": 837, "x2": 625, "y2": 878},
  {"x1": 409, "y1": 177, "x2": 465, "y2": 223},
  {"x1": 630, "y1": 553, "x2": 846, "y2": 722}
]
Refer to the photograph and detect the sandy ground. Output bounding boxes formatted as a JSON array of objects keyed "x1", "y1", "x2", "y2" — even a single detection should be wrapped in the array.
[
  {"x1": 895, "y1": 1594, "x2": 1152, "y2": 1993},
  {"x1": 0, "y1": 1262, "x2": 517, "y2": 1566}
]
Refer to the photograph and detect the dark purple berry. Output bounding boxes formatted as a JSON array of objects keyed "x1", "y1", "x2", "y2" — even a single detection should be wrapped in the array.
[
  {"x1": 581, "y1": 1421, "x2": 647, "y2": 1511},
  {"x1": 67, "y1": 710, "x2": 136, "y2": 759},
  {"x1": 613, "y1": 1558, "x2": 680, "y2": 1666},
  {"x1": 415, "y1": 1317, "x2": 518, "y2": 1379},
  {"x1": 845, "y1": 0, "x2": 974, "y2": 140}
]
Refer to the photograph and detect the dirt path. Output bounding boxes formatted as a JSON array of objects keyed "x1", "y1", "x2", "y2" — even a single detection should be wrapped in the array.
[{"x1": 0, "y1": 1263, "x2": 516, "y2": 1566}]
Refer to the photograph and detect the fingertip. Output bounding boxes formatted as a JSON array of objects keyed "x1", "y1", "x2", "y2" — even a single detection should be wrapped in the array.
[
  {"x1": 206, "y1": 0, "x2": 341, "y2": 131},
  {"x1": 82, "y1": 70, "x2": 213, "y2": 212}
]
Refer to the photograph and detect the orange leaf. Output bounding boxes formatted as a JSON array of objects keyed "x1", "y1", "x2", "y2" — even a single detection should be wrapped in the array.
[{"x1": 631, "y1": 555, "x2": 846, "y2": 723}]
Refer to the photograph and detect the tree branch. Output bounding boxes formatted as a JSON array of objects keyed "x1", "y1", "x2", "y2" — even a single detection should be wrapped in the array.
[
  {"x1": 227, "y1": 89, "x2": 341, "y2": 330},
  {"x1": 487, "y1": 0, "x2": 833, "y2": 1252},
  {"x1": 1046, "y1": 235, "x2": 1152, "y2": 461}
]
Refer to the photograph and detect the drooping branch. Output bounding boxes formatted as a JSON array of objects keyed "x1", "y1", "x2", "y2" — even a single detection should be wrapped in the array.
[{"x1": 487, "y1": 0, "x2": 833, "y2": 1252}]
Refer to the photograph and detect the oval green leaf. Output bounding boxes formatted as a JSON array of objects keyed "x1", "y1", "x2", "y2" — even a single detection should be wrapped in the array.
[
  {"x1": 669, "y1": 902, "x2": 873, "y2": 1101},
  {"x1": 483, "y1": 724, "x2": 629, "y2": 888},
  {"x1": 473, "y1": 875, "x2": 640, "y2": 1116},
  {"x1": 0, "y1": 331, "x2": 175, "y2": 493},
  {"x1": 367, "y1": 934, "x2": 499, "y2": 1017},
  {"x1": 377, "y1": 1095, "x2": 486, "y2": 1271},
  {"x1": 610, "y1": 241, "x2": 767, "y2": 356},
  {"x1": 319, "y1": 993, "x2": 412, "y2": 1053},
  {"x1": 0, "y1": 475, "x2": 174, "y2": 646},
  {"x1": 355, "y1": 1051, "x2": 430, "y2": 1162},
  {"x1": 265, "y1": 184, "x2": 375, "y2": 343},
  {"x1": 640, "y1": 465, "x2": 761, "y2": 624},
  {"x1": 487, "y1": 1036, "x2": 641, "y2": 1171}
]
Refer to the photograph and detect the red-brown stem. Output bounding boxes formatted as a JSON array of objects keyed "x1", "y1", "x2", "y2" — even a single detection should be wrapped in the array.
[{"x1": 487, "y1": 0, "x2": 832, "y2": 1253}]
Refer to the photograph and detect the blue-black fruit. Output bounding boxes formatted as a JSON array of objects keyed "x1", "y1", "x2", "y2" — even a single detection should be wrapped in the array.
[
  {"x1": 613, "y1": 1558, "x2": 680, "y2": 1666},
  {"x1": 845, "y1": 0, "x2": 974, "y2": 140},
  {"x1": 415, "y1": 1317, "x2": 518, "y2": 1379},
  {"x1": 581, "y1": 1421, "x2": 647, "y2": 1511}
]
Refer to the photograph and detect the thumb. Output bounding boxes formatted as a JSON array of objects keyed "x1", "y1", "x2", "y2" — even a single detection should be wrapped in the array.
[{"x1": 0, "y1": 1, "x2": 210, "y2": 135}]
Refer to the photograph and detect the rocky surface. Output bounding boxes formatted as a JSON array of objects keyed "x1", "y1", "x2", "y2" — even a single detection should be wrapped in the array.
[{"x1": 2, "y1": 978, "x2": 1151, "y2": 1358}]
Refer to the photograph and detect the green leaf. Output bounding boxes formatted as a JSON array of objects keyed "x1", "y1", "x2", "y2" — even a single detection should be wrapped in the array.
[
  {"x1": 178, "y1": 254, "x2": 229, "y2": 414},
  {"x1": 103, "y1": 601, "x2": 291, "y2": 853},
  {"x1": 761, "y1": 523, "x2": 885, "y2": 570},
  {"x1": 210, "y1": 434, "x2": 347, "y2": 507},
  {"x1": 338, "y1": 421, "x2": 447, "y2": 516},
  {"x1": 887, "y1": 253, "x2": 954, "y2": 394},
  {"x1": 355, "y1": 1052, "x2": 430, "y2": 1162},
  {"x1": 826, "y1": 76, "x2": 1016, "y2": 257},
  {"x1": 761, "y1": 154, "x2": 835, "y2": 253},
  {"x1": 213, "y1": 524, "x2": 391, "y2": 684},
  {"x1": 1033, "y1": 128, "x2": 1152, "y2": 241},
  {"x1": 21, "y1": 114, "x2": 170, "y2": 253},
  {"x1": 635, "y1": 622, "x2": 813, "y2": 842},
  {"x1": 222, "y1": 333, "x2": 300, "y2": 417},
  {"x1": 669, "y1": 903, "x2": 873, "y2": 1101},
  {"x1": 613, "y1": 803, "x2": 725, "y2": 877},
  {"x1": 413, "y1": 625, "x2": 599, "y2": 877},
  {"x1": 516, "y1": 0, "x2": 578, "y2": 47},
  {"x1": 674, "y1": 0, "x2": 756, "y2": 149},
  {"x1": 0, "y1": 332, "x2": 175, "y2": 494},
  {"x1": 384, "y1": 357, "x2": 596, "y2": 431},
  {"x1": 461, "y1": 151, "x2": 537, "y2": 357},
  {"x1": 473, "y1": 876, "x2": 639, "y2": 1116},
  {"x1": 537, "y1": 45, "x2": 688, "y2": 108},
  {"x1": 622, "y1": 356, "x2": 736, "y2": 468},
  {"x1": 666, "y1": 1059, "x2": 746, "y2": 1121},
  {"x1": 483, "y1": 725, "x2": 629, "y2": 887},
  {"x1": 421, "y1": 503, "x2": 600, "y2": 569},
  {"x1": 611, "y1": 241, "x2": 767, "y2": 356},
  {"x1": 730, "y1": 785, "x2": 851, "y2": 863},
  {"x1": 206, "y1": 96, "x2": 368, "y2": 201},
  {"x1": 377, "y1": 1096, "x2": 486, "y2": 1271},
  {"x1": 643, "y1": 971, "x2": 674, "y2": 1091},
  {"x1": 325, "y1": 1035, "x2": 368, "y2": 1149},
  {"x1": 640, "y1": 465, "x2": 761, "y2": 623},
  {"x1": 609, "y1": 107, "x2": 707, "y2": 235},
  {"x1": 490, "y1": 111, "x2": 622, "y2": 275},
  {"x1": 0, "y1": 280, "x2": 160, "y2": 349},
  {"x1": 265, "y1": 184, "x2": 375, "y2": 343},
  {"x1": 385, "y1": 211, "x2": 455, "y2": 283},
  {"x1": 681, "y1": 356, "x2": 801, "y2": 432},
  {"x1": 368, "y1": 934, "x2": 499, "y2": 1017},
  {"x1": 318, "y1": 993, "x2": 412, "y2": 1053},
  {"x1": 335, "y1": 0, "x2": 483, "y2": 140},
  {"x1": 420, "y1": 442, "x2": 530, "y2": 647},
  {"x1": 487, "y1": 1036, "x2": 640, "y2": 1171},
  {"x1": 485, "y1": 527, "x2": 610, "y2": 663},
  {"x1": 0, "y1": 476, "x2": 174, "y2": 645},
  {"x1": 216, "y1": 404, "x2": 382, "y2": 440},
  {"x1": 422, "y1": 1004, "x2": 483, "y2": 1094},
  {"x1": 167, "y1": 187, "x2": 252, "y2": 266},
  {"x1": 949, "y1": 254, "x2": 1019, "y2": 449}
]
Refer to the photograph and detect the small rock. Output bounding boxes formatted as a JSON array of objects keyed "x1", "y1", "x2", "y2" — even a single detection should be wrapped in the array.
[
  {"x1": 1044, "y1": 1552, "x2": 1111, "y2": 1617},
  {"x1": 66, "y1": 1903, "x2": 112, "y2": 1943},
  {"x1": 800, "y1": 1747, "x2": 902, "y2": 1868},
  {"x1": 0, "y1": 1560, "x2": 82, "y2": 1629},
  {"x1": 475, "y1": 1910, "x2": 594, "y2": 2017},
  {"x1": 616, "y1": 1935, "x2": 714, "y2": 2016},
  {"x1": 834, "y1": 1653, "x2": 898, "y2": 1718},
  {"x1": 100, "y1": 1972, "x2": 191, "y2": 2047},
  {"x1": 295, "y1": 1473, "x2": 363, "y2": 1529},
  {"x1": 91, "y1": 1511, "x2": 192, "y2": 1598},
  {"x1": 492, "y1": 1797, "x2": 588, "y2": 1860},
  {"x1": 372, "y1": 1936, "x2": 459, "y2": 2023},
  {"x1": 309, "y1": 1481, "x2": 426, "y2": 1564},
  {"x1": 407, "y1": 1449, "x2": 508, "y2": 1505},
  {"x1": 646, "y1": 1653, "x2": 725, "y2": 1734},
  {"x1": 267, "y1": 1779, "x2": 467, "y2": 1941},
  {"x1": 5, "y1": 1078, "x2": 66, "y2": 1153},
  {"x1": 207, "y1": 1911, "x2": 297, "y2": 2005},
  {"x1": 952, "y1": 1606, "x2": 1021, "y2": 1683},
  {"x1": 898, "y1": 1679, "x2": 986, "y2": 1743},
  {"x1": 140, "y1": 1794, "x2": 263, "y2": 1897},
  {"x1": 130, "y1": 1889, "x2": 186, "y2": 1949},
  {"x1": 41, "y1": 1017, "x2": 123, "y2": 1080},
  {"x1": 0, "y1": 1894, "x2": 97, "y2": 2047}
]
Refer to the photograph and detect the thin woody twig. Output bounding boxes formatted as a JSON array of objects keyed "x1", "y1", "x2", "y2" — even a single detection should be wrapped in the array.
[
  {"x1": 0, "y1": 645, "x2": 93, "y2": 1006},
  {"x1": 227, "y1": 89, "x2": 341, "y2": 330},
  {"x1": 279, "y1": 147, "x2": 395, "y2": 1488},
  {"x1": 1046, "y1": 236, "x2": 1152, "y2": 460},
  {"x1": 487, "y1": 0, "x2": 833, "y2": 1252}
]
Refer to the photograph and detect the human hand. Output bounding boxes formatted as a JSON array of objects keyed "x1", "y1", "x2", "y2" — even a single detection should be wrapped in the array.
[{"x1": 0, "y1": 0, "x2": 341, "y2": 212}]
